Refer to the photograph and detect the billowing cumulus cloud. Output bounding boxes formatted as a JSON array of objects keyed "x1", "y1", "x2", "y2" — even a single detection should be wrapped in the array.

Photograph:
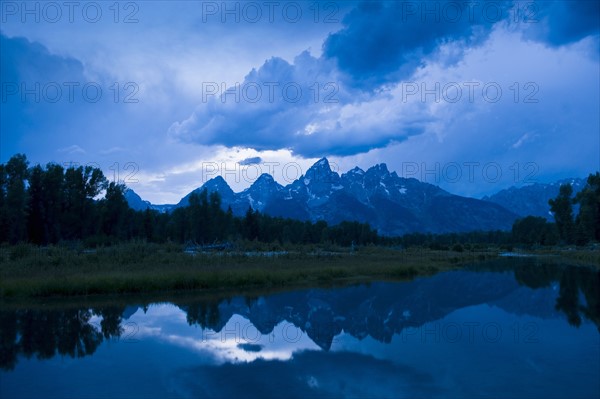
[
  {"x1": 170, "y1": 0, "x2": 599, "y2": 162},
  {"x1": 1, "y1": 1, "x2": 598, "y2": 201},
  {"x1": 332, "y1": 27, "x2": 599, "y2": 197},
  {"x1": 169, "y1": 51, "x2": 431, "y2": 157}
]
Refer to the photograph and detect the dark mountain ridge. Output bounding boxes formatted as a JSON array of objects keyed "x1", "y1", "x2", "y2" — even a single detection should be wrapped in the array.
[
  {"x1": 126, "y1": 158, "x2": 522, "y2": 235},
  {"x1": 482, "y1": 178, "x2": 586, "y2": 220}
]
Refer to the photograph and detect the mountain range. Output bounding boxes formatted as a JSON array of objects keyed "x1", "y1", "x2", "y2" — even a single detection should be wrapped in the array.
[
  {"x1": 125, "y1": 158, "x2": 584, "y2": 235},
  {"x1": 482, "y1": 178, "x2": 586, "y2": 220},
  {"x1": 151, "y1": 261, "x2": 598, "y2": 350}
]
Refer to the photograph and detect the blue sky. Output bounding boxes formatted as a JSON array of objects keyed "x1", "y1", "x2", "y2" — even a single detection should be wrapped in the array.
[{"x1": 1, "y1": 0, "x2": 598, "y2": 203}]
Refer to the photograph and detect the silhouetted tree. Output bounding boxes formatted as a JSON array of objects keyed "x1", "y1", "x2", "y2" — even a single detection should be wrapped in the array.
[
  {"x1": 142, "y1": 209, "x2": 155, "y2": 241},
  {"x1": 574, "y1": 172, "x2": 600, "y2": 244},
  {"x1": 4, "y1": 154, "x2": 29, "y2": 243},
  {"x1": 549, "y1": 184, "x2": 575, "y2": 244},
  {"x1": 26, "y1": 165, "x2": 46, "y2": 244},
  {"x1": 512, "y1": 216, "x2": 558, "y2": 246},
  {"x1": 62, "y1": 165, "x2": 106, "y2": 239},
  {"x1": 100, "y1": 182, "x2": 129, "y2": 239},
  {"x1": 43, "y1": 163, "x2": 65, "y2": 243},
  {"x1": 0, "y1": 164, "x2": 7, "y2": 243},
  {"x1": 244, "y1": 207, "x2": 260, "y2": 240}
]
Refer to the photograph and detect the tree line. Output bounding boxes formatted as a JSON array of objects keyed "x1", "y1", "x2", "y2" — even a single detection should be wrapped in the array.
[
  {"x1": 0, "y1": 154, "x2": 379, "y2": 247},
  {"x1": 1, "y1": 154, "x2": 598, "y2": 248},
  {"x1": 511, "y1": 173, "x2": 600, "y2": 246}
]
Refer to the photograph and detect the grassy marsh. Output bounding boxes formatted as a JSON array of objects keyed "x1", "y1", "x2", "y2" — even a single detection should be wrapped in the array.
[{"x1": 0, "y1": 242, "x2": 499, "y2": 299}]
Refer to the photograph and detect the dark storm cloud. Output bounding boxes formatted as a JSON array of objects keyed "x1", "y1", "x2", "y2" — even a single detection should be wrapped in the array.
[
  {"x1": 0, "y1": 34, "x2": 85, "y2": 80},
  {"x1": 0, "y1": 33, "x2": 178, "y2": 171},
  {"x1": 170, "y1": 1, "x2": 516, "y2": 157},
  {"x1": 322, "y1": 0, "x2": 512, "y2": 89},
  {"x1": 169, "y1": 50, "x2": 430, "y2": 158},
  {"x1": 171, "y1": 0, "x2": 599, "y2": 159},
  {"x1": 525, "y1": 0, "x2": 600, "y2": 46},
  {"x1": 0, "y1": 33, "x2": 88, "y2": 160},
  {"x1": 239, "y1": 157, "x2": 263, "y2": 166}
]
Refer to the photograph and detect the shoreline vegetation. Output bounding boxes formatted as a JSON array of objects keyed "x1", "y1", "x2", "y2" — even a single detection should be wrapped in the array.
[
  {"x1": 1, "y1": 242, "x2": 598, "y2": 301},
  {"x1": 1, "y1": 155, "x2": 598, "y2": 301}
]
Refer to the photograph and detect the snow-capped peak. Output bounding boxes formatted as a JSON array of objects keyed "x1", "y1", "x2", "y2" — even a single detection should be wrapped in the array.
[{"x1": 316, "y1": 157, "x2": 329, "y2": 167}]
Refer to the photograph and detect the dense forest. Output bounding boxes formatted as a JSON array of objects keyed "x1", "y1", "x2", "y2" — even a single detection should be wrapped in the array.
[
  {"x1": 1, "y1": 154, "x2": 598, "y2": 248},
  {"x1": 0, "y1": 154, "x2": 378, "y2": 247}
]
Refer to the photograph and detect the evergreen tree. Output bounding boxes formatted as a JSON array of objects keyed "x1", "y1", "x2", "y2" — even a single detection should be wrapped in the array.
[
  {"x1": 27, "y1": 165, "x2": 46, "y2": 244},
  {"x1": 4, "y1": 154, "x2": 29, "y2": 243},
  {"x1": 100, "y1": 182, "x2": 129, "y2": 239},
  {"x1": 244, "y1": 207, "x2": 259, "y2": 240},
  {"x1": 43, "y1": 163, "x2": 65, "y2": 243},
  {"x1": 62, "y1": 165, "x2": 106, "y2": 239},
  {"x1": 0, "y1": 163, "x2": 7, "y2": 243},
  {"x1": 512, "y1": 216, "x2": 558, "y2": 246},
  {"x1": 142, "y1": 209, "x2": 155, "y2": 241},
  {"x1": 574, "y1": 172, "x2": 600, "y2": 244},
  {"x1": 549, "y1": 184, "x2": 575, "y2": 244}
]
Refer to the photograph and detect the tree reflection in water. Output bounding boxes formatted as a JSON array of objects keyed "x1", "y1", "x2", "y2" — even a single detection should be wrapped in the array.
[
  {"x1": 1, "y1": 260, "x2": 598, "y2": 370},
  {"x1": 0, "y1": 307, "x2": 123, "y2": 370}
]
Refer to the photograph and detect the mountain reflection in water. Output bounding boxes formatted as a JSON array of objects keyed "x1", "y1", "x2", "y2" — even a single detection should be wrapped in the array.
[{"x1": 1, "y1": 259, "x2": 598, "y2": 398}]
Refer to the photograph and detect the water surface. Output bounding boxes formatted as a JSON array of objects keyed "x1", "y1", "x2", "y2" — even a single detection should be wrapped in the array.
[{"x1": 1, "y1": 259, "x2": 599, "y2": 398}]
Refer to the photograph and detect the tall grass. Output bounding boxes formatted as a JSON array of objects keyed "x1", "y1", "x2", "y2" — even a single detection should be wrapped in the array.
[{"x1": 0, "y1": 242, "x2": 503, "y2": 299}]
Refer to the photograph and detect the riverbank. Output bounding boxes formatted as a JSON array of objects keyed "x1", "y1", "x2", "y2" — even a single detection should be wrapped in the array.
[
  {"x1": 498, "y1": 247, "x2": 600, "y2": 267},
  {"x1": 1, "y1": 243, "x2": 597, "y2": 300},
  {"x1": 0, "y1": 243, "x2": 497, "y2": 299}
]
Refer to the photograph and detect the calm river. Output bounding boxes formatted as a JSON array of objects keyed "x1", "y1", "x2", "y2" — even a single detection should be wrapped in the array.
[{"x1": 1, "y1": 259, "x2": 598, "y2": 398}]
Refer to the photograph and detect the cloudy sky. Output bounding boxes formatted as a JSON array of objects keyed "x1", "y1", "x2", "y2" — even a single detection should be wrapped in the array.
[{"x1": 1, "y1": 0, "x2": 598, "y2": 203}]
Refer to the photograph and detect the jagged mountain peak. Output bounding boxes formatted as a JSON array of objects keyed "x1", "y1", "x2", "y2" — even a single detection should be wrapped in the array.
[
  {"x1": 124, "y1": 188, "x2": 149, "y2": 211},
  {"x1": 203, "y1": 175, "x2": 228, "y2": 186},
  {"x1": 303, "y1": 157, "x2": 340, "y2": 187},
  {"x1": 176, "y1": 175, "x2": 234, "y2": 207},
  {"x1": 366, "y1": 163, "x2": 389, "y2": 176},
  {"x1": 255, "y1": 173, "x2": 275, "y2": 182},
  {"x1": 236, "y1": 174, "x2": 282, "y2": 212},
  {"x1": 315, "y1": 157, "x2": 330, "y2": 167},
  {"x1": 306, "y1": 157, "x2": 333, "y2": 175},
  {"x1": 246, "y1": 173, "x2": 282, "y2": 193},
  {"x1": 199, "y1": 176, "x2": 235, "y2": 199},
  {"x1": 201, "y1": 176, "x2": 234, "y2": 195},
  {"x1": 128, "y1": 159, "x2": 523, "y2": 235},
  {"x1": 348, "y1": 166, "x2": 365, "y2": 175}
]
